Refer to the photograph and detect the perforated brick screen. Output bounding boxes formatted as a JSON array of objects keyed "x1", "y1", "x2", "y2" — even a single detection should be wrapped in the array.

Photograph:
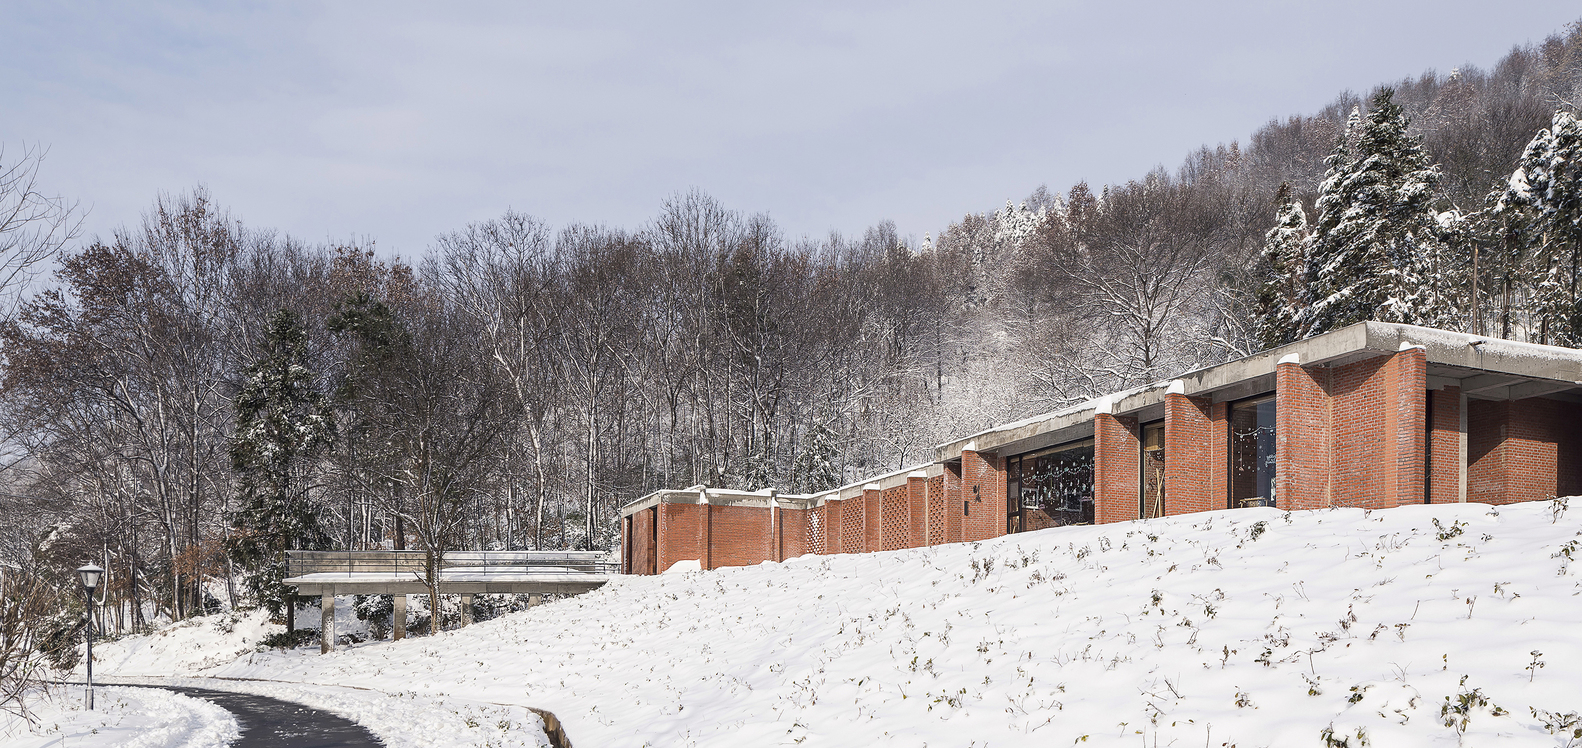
[
  {"x1": 881, "y1": 487, "x2": 909, "y2": 551},
  {"x1": 927, "y1": 476, "x2": 945, "y2": 545},
  {"x1": 807, "y1": 509, "x2": 826, "y2": 555},
  {"x1": 841, "y1": 498, "x2": 865, "y2": 552}
]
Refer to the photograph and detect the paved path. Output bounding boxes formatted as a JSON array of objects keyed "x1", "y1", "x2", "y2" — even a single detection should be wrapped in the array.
[{"x1": 131, "y1": 685, "x2": 384, "y2": 747}]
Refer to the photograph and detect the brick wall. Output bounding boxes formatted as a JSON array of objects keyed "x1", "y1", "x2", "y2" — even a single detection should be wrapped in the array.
[
  {"x1": 944, "y1": 461, "x2": 963, "y2": 543},
  {"x1": 659, "y1": 502, "x2": 702, "y2": 573},
  {"x1": 1094, "y1": 413, "x2": 1141, "y2": 524},
  {"x1": 823, "y1": 499, "x2": 845, "y2": 553},
  {"x1": 1427, "y1": 387, "x2": 1463, "y2": 504},
  {"x1": 1470, "y1": 398, "x2": 1582, "y2": 504},
  {"x1": 1210, "y1": 402, "x2": 1228, "y2": 507},
  {"x1": 908, "y1": 476, "x2": 928, "y2": 548},
  {"x1": 927, "y1": 475, "x2": 946, "y2": 545},
  {"x1": 1163, "y1": 393, "x2": 1214, "y2": 515},
  {"x1": 961, "y1": 450, "x2": 1006, "y2": 542},
  {"x1": 1388, "y1": 349, "x2": 1428, "y2": 508},
  {"x1": 864, "y1": 488, "x2": 882, "y2": 551},
  {"x1": 707, "y1": 505, "x2": 771, "y2": 569},
  {"x1": 1316, "y1": 350, "x2": 1427, "y2": 509},
  {"x1": 778, "y1": 505, "x2": 809, "y2": 559},
  {"x1": 619, "y1": 347, "x2": 1582, "y2": 573},
  {"x1": 1277, "y1": 361, "x2": 1331, "y2": 510},
  {"x1": 630, "y1": 507, "x2": 657, "y2": 574}
]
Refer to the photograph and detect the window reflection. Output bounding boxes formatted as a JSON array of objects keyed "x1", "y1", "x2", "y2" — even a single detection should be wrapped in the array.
[
  {"x1": 1229, "y1": 397, "x2": 1276, "y2": 507},
  {"x1": 1008, "y1": 441, "x2": 1095, "y2": 530},
  {"x1": 1140, "y1": 423, "x2": 1164, "y2": 519}
]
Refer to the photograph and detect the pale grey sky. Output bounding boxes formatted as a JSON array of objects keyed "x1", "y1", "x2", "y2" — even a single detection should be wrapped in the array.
[{"x1": 3, "y1": 2, "x2": 1578, "y2": 255}]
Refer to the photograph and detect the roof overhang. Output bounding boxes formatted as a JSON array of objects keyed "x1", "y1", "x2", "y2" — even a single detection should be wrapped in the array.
[{"x1": 934, "y1": 322, "x2": 1582, "y2": 460}]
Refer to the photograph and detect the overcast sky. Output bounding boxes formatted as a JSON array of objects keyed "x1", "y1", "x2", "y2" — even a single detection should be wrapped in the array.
[{"x1": 4, "y1": 2, "x2": 1578, "y2": 256}]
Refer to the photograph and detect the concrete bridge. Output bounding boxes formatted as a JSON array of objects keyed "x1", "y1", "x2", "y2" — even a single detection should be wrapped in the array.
[{"x1": 285, "y1": 550, "x2": 616, "y2": 653}]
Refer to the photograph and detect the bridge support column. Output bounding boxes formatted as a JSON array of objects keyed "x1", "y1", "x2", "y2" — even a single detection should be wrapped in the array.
[
  {"x1": 460, "y1": 594, "x2": 474, "y2": 626},
  {"x1": 392, "y1": 595, "x2": 406, "y2": 640},
  {"x1": 321, "y1": 592, "x2": 335, "y2": 654},
  {"x1": 528, "y1": 593, "x2": 543, "y2": 608}
]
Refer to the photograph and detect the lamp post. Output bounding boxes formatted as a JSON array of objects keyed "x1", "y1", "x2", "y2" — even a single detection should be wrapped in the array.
[{"x1": 76, "y1": 563, "x2": 103, "y2": 710}]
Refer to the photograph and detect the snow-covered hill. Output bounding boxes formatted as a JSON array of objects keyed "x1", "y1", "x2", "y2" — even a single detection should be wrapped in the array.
[{"x1": 78, "y1": 500, "x2": 1582, "y2": 746}]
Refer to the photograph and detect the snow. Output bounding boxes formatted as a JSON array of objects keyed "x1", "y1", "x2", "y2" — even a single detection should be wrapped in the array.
[
  {"x1": 663, "y1": 559, "x2": 701, "y2": 574},
  {"x1": 68, "y1": 498, "x2": 1582, "y2": 746},
  {"x1": 3, "y1": 686, "x2": 239, "y2": 748}
]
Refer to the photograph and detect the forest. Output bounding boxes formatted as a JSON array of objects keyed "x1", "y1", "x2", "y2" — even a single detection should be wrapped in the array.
[{"x1": 1, "y1": 21, "x2": 1581, "y2": 642}]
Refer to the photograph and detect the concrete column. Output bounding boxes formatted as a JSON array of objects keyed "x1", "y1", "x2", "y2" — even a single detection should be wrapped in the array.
[
  {"x1": 460, "y1": 594, "x2": 474, "y2": 626},
  {"x1": 528, "y1": 592, "x2": 543, "y2": 608},
  {"x1": 320, "y1": 592, "x2": 334, "y2": 654},
  {"x1": 392, "y1": 594, "x2": 407, "y2": 640}
]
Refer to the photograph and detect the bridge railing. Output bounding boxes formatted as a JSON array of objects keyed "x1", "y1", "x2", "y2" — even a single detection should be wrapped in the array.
[{"x1": 286, "y1": 550, "x2": 618, "y2": 578}]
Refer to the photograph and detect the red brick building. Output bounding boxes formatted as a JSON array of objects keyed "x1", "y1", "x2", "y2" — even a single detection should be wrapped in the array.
[{"x1": 619, "y1": 322, "x2": 1582, "y2": 575}]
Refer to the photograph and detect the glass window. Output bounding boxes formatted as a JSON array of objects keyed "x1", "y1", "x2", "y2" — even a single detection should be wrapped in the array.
[
  {"x1": 1229, "y1": 396, "x2": 1277, "y2": 508},
  {"x1": 1009, "y1": 440, "x2": 1095, "y2": 529},
  {"x1": 1140, "y1": 423, "x2": 1165, "y2": 519}
]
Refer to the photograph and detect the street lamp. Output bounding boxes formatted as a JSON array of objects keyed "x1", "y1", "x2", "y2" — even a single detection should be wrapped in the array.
[{"x1": 76, "y1": 563, "x2": 103, "y2": 710}]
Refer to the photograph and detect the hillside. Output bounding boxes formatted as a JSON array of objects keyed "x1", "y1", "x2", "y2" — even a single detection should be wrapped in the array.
[{"x1": 66, "y1": 499, "x2": 1582, "y2": 747}]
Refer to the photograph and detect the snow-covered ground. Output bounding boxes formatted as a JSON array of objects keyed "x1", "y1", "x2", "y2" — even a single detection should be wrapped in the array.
[
  {"x1": 72, "y1": 499, "x2": 1582, "y2": 746},
  {"x1": 3, "y1": 686, "x2": 239, "y2": 748}
]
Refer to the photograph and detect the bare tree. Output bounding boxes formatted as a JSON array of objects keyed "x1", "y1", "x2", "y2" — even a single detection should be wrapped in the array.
[{"x1": 0, "y1": 144, "x2": 81, "y2": 320}]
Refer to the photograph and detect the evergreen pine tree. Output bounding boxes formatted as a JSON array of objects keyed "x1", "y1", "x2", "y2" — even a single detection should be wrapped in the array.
[
  {"x1": 1305, "y1": 89, "x2": 1450, "y2": 335},
  {"x1": 1496, "y1": 109, "x2": 1582, "y2": 346},
  {"x1": 228, "y1": 309, "x2": 335, "y2": 618},
  {"x1": 1252, "y1": 183, "x2": 1311, "y2": 348},
  {"x1": 789, "y1": 421, "x2": 841, "y2": 494}
]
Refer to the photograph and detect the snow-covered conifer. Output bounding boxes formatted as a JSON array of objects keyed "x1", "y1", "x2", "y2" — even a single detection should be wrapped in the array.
[
  {"x1": 1305, "y1": 89, "x2": 1452, "y2": 335},
  {"x1": 790, "y1": 421, "x2": 841, "y2": 494},
  {"x1": 1252, "y1": 184, "x2": 1311, "y2": 348},
  {"x1": 229, "y1": 309, "x2": 335, "y2": 618},
  {"x1": 1496, "y1": 109, "x2": 1582, "y2": 346}
]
